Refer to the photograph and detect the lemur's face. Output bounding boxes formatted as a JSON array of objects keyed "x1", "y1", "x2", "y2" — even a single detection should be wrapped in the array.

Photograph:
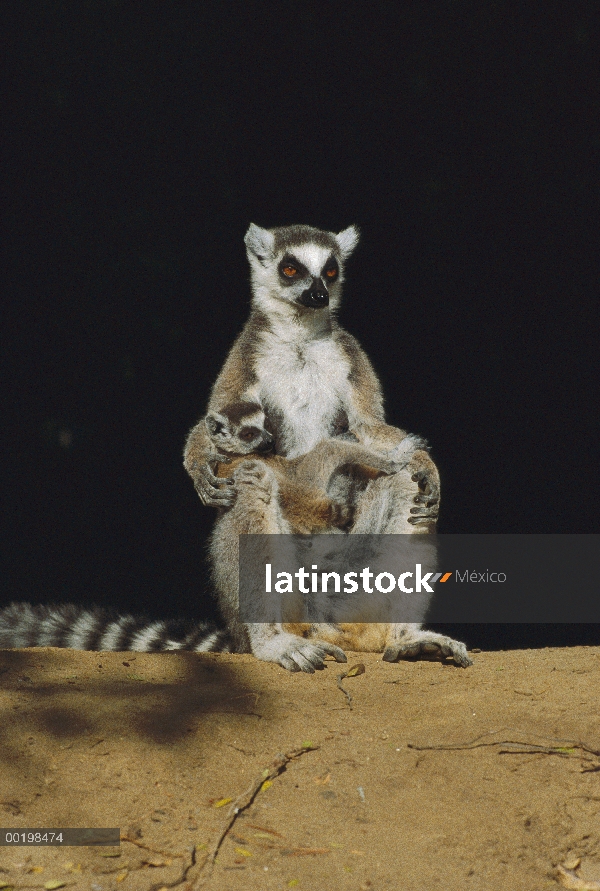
[
  {"x1": 276, "y1": 245, "x2": 339, "y2": 308},
  {"x1": 205, "y1": 402, "x2": 274, "y2": 457},
  {"x1": 244, "y1": 223, "x2": 359, "y2": 314}
]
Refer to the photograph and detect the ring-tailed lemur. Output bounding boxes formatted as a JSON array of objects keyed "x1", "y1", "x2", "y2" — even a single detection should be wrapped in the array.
[
  {"x1": 184, "y1": 223, "x2": 472, "y2": 671},
  {"x1": 0, "y1": 224, "x2": 471, "y2": 670}
]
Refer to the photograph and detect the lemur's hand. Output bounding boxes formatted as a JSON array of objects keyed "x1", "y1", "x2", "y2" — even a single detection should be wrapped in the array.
[
  {"x1": 184, "y1": 420, "x2": 237, "y2": 507},
  {"x1": 252, "y1": 631, "x2": 347, "y2": 673},
  {"x1": 188, "y1": 456, "x2": 236, "y2": 507},
  {"x1": 407, "y1": 450, "x2": 440, "y2": 524}
]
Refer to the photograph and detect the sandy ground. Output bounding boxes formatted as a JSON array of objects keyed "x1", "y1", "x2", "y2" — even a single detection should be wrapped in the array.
[{"x1": 1, "y1": 645, "x2": 600, "y2": 891}]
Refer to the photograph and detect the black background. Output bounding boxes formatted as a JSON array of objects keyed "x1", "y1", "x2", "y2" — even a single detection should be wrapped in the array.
[{"x1": 3, "y1": 3, "x2": 599, "y2": 650}]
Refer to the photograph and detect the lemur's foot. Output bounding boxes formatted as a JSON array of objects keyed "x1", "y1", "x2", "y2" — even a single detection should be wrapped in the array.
[
  {"x1": 253, "y1": 632, "x2": 347, "y2": 673},
  {"x1": 383, "y1": 630, "x2": 472, "y2": 668},
  {"x1": 407, "y1": 451, "x2": 440, "y2": 524},
  {"x1": 234, "y1": 460, "x2": 276, "y2": 504}
]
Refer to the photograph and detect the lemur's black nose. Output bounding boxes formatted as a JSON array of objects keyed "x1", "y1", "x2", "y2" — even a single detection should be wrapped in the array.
[
  {"x1": 256, "y1": 435, "x2": 274, "y2": 453},
  {"x1": 298, "y1": 277, "x2": 329, "y2": 308}
]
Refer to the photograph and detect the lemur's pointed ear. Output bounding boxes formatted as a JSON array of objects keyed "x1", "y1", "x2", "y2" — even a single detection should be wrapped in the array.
[
  {"x1": 244, "y1": 224, "x2": 275, "y2": 262},
  {"x1": 205, "y1": 413, "x2": 225, "y2": 436},
  {"x1": 336, "y1": 225, "x2": 360, "y2": 260}
]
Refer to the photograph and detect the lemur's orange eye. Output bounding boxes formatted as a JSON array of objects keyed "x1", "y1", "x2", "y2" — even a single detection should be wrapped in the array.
[
  {"x1": 325, "y1": 267, "x2": 337, "y2": 278},
  {"x1": 282, "y1": 265, "x2": 297, "y2": 277}
]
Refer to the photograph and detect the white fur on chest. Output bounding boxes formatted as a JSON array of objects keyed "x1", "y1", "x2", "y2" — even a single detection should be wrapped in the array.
[{"x1": 256, "y1": 337, "x2": 351, "y2": 458}]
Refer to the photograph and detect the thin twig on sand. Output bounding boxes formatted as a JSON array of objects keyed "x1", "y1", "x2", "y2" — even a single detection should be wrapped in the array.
[
  {"x1": 151, "y1": 742, "x2": 319, "y2": 890},
  {"x1": 408, "y1": 728, "x2": 600, "y2": 762}
]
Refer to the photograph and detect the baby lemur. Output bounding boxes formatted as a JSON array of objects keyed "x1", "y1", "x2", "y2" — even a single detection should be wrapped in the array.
[{"x1": 205, "y1": 400, "x2": 415, "y2": 534}]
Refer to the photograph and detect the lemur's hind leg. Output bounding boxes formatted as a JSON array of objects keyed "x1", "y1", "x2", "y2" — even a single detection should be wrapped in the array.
[
  {"x1": 350, "y1": 463, "x2": 422, "y2": 535},
  {"x1": 292, "y1": 439, "x2": 408, "y2": 488},
  {"x1": 349, "y1": 464, "x2": 472, "y2": 667},
  {"x1": 210, "y1": 459, "x2": 347, "y2": 673},
  {"x1": 352, "y1": 446, "x2": 440, "y2": 531}
]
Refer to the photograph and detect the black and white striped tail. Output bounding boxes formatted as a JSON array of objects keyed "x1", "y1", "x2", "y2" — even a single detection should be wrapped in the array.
[{"x1": 0, "y1": 603, "x2": 232, "y2": 653}]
